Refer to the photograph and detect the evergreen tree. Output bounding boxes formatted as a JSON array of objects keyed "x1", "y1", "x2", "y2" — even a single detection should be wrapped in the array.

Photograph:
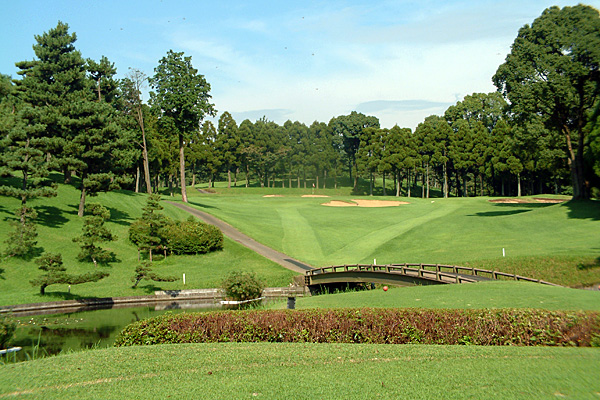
[
  {"x1": 131, "y1": 261, "x2": 178, "y2": 288},
  {"x1": 493, "y1": 5, "x2": 600, "y2": 199},
  {"x1": 128, "y1": 194, "x2": 171, "y2": 261},
  {"x1": 149, "y1": 50, "x2": 216, "y2": 203},
  {"x1": 72, "y1": 203, "x2": 117, "y2": 266},
  {"x1": 30, "y1": 253, "x2": 108, "y2": 295}
]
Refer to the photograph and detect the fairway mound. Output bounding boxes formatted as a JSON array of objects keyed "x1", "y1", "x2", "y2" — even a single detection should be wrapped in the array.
[
  {"x1": 301, "y1": 195, "x2": 330, "y2": 198},
  {"x1": 263, "y1": 195, "x2": 284, "y2": 197},
  {"x1": 322, "y1": 199, "x2": 408, "y2": 207},
  {"x1": 489, "y1": 197, "x2": 569, "y2": 204}
]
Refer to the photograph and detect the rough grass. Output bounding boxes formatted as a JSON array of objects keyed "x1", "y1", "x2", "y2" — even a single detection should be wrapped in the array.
[
  {"x1": 0, "y1": 178, "x2": 295, "y2": 306},
  {"x1": 185, "y1": 188, "x2": 600, "y2": 286},
  {"x1": 1, "y1": 343, "x2": 599, "y2": 399}
]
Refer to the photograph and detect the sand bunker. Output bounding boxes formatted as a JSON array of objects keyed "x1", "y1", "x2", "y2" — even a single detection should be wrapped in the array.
[
  {"x1": 489, "y1": 197, "x2": 569, "y2": 204},
  {"x1": 301, "y1": 195, "x2": 330, "y2": 198},
  {"x1": 323, "y1": 199, "x2": 409, "y2": 207},
  {"x1": 263, "y1": 195, "x2": 284, "y2": 198}
]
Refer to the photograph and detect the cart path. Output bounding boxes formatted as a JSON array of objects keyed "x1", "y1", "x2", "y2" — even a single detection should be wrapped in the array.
[{"x1": 166, "y1": 202, "x2": 313, "y2": 274}]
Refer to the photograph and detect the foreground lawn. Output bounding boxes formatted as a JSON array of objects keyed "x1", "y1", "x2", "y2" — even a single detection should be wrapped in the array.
[
  {"x1": 0, "y1": 179, "x2": 295, "y2": 306},
  {"x1": 186, "y1": 189, "x2": 600, "y2": 286},
  {"x1": 276, "y1": 281, "x2": 600, "y2": 311},
  {"x1": 1, "y1": 343, "x2": 598, "y2": 399}
]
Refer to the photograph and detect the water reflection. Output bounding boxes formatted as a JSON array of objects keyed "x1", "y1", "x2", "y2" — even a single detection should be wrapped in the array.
[{"x1": 6, "y1": 300, "x2": 225, "y2": 362}]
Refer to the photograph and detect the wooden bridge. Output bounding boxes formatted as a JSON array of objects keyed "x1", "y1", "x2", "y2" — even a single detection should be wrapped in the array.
[{"x1": 305, "y1": 263, "x2": 560, "y2": 287}]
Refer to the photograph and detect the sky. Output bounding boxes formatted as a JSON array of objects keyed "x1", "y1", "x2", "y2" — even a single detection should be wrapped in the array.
[{"x1": 2, "y1": 0, "x2": 599, "y2": 130}]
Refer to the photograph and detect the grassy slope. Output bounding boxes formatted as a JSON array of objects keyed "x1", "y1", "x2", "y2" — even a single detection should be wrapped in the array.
[
  {"x1": 270, "y1": 280, "x2": 600, "y2": 311},
  {"x1": 1, "y1": 344, "x2": 598, "y2": 399},
  {"x1": 185, "y1": 188, "x2": 600, "y2": 286},
  {"x1": 0, "y1": 179, "x2": 295, "y2": 306}
]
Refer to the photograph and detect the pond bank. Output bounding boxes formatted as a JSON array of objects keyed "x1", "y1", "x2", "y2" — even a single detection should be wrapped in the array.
[{"x1": 0, "y1": 286, "x2": 307, "y2": 316}]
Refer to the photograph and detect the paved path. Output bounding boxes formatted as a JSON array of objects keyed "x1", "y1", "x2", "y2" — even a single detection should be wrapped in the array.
[{"x1": 166, "y1": 202, "x2": 313, "y2": 274}]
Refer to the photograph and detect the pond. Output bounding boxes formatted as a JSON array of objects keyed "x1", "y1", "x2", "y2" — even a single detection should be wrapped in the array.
[{"x1": 3, "y1": 301, "x2": 230, "y2": 363}]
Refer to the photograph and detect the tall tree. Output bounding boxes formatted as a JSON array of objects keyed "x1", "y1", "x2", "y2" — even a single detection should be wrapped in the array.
[
  {"x1": 216, "y1": 111, "x2": 240, "y2": 188},
  {"x1": 149, "y1": 50, "x2": 216, "y2": 203},
  {"x1": 415, "y1": 116, "x2": 452, "y2": 198},
  {"x1": 493, "y1": 5, "x2": 600, "y2": 199},
  {"x1": 120, "y1": 68, "x2": 152, "y2": 194},
  {"x1": 329, "y1": 111, "x2": 380, "y2": 189}
]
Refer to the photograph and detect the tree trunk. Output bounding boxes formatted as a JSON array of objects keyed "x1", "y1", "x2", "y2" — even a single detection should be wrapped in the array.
[
  {"x1": 178, "y1": 134, "x2": 188, "y2": 203},
  {"x1": 40, "y1": 284, "x2": 47, "y2": 296},
  {"x1": 517, "y1": 173, "x2": 522, "y2": 197},
  {"x1": 480, "y1": 174, "x2": 484, "y2": 197},
  {"x1": 426, "y1": 163, "x2": 430, "y2": 198},
  {"x1": 64, "y1": 168, "x2": 72, "y2": 184},
  {"x1": 246, "y1": 165, "x2": 250, "y2": 187},
  {"x1": 227, "y1": 169, "x2": 231, "y2": 189},
  {"x1": 383, "y1": 174, "x2": 387, "y2": 196},
  {"x1": 443, "y1": 162, "x2": 448, "y2": 198},
  {"x1": 135, "y1": 166, "x2": 140, "y2": 193},
  {"x1": 323, "y1": 170, "x2": 327, "y2": 189},
  {"x1": 78, "y1": 184, "x2": 86, "y2": 217},
  {"x1": 369, "y1": 172, "x2": 373, "y2": 196},
  {"x1": 407, "y1": 170, "x2": 411, "y2": 198}
]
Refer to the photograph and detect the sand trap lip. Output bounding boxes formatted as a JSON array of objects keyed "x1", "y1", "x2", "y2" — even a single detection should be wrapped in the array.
[
  {"x1": 489, "y1": 197, "x2": 569, "y2": 204},
  {"x1": 263, "y1": 195, "x2": 284, "y2": 197},
  {"x1": 323, "y1": 199, "x2": 409, "y2": 207},
  {"x1": 301, "y1": 195, "x2": 330, "y2": 198}
]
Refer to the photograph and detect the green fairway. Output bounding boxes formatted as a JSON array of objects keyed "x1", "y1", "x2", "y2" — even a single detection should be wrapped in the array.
[
  {"x1": 0, "y1": 179, "x2": 295, "y2": 306},
  {"x1": 1, "y1": 343, "x2": 598, "y2": 399},
  {"x1": 273, "y1": 280, "x2": 600, "y2": 311},
  {"x1": 185, "y1": 189, "x2": 600, "y2": 286}
]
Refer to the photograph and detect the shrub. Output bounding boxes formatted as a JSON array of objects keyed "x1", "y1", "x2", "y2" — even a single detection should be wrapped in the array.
[
  {"x1": 221, "y1": 271, "x2": 264, "y2": 302},
  {"x1": 159, "y1": 217, "x2": 223, "y2": 255},
  {"x1": 0, "y1": 316, "x2": 17, "y2": 349},
  {"x1": 114, "y1": 308, "x2": 600, "y2": 347}
]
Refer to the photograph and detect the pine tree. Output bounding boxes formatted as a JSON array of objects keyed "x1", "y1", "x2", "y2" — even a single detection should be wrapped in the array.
[
  {"x1": 72, "y1": 203, "x2": 116, "y2": 266},
  {"x1": 30, "y1": 253, "x2": 109, "y2": 295},
  {"x1": 131, "y1": 261, "x2": 178, "y2": 288}
]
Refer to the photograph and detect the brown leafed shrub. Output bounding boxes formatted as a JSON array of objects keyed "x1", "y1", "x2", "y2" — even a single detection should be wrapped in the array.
[{"x1": 114, "y1": 308, "x2": 600, "y2": 347}]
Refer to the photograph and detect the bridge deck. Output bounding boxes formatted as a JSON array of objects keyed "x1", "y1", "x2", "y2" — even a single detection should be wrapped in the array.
[{"x1": 305, "y1": 263, "x2": 559, "y2": 287}]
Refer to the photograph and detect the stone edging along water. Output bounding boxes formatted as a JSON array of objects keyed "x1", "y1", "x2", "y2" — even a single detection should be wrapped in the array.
[{"x1": 0, "y1": 286, "x2": 307, "y2": 316}]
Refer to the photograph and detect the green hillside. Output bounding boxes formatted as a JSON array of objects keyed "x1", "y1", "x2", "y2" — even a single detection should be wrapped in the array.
[{"x1": 0, "y1": 178, "x2": 295, "y2": 306}]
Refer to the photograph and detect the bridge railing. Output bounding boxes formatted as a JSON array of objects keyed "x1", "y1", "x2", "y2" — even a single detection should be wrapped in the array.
[{"x1": 306, "y1": 263, "x2": 560, "y2": 286}]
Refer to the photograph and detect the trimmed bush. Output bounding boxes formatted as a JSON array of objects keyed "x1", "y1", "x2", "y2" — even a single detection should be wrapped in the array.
[
  {"x1": 115, "y1": 308, "x2": 600, "y2": 347},
  {"x1": 159, "y1": 217, "x2": 223, "y2": 255},
  {"x1": 221, "y1": 271, "x2": 264, "y2": 302}
]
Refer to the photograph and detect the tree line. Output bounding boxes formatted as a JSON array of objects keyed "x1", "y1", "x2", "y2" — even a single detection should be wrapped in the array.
[{"x1": 1, "y1": 5, "x2": 599, "y2": 228}]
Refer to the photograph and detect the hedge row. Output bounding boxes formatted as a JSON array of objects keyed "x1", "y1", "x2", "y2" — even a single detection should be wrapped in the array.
[{"x1": 114, "y1": 308, "x2": 600, "y2": 347}]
